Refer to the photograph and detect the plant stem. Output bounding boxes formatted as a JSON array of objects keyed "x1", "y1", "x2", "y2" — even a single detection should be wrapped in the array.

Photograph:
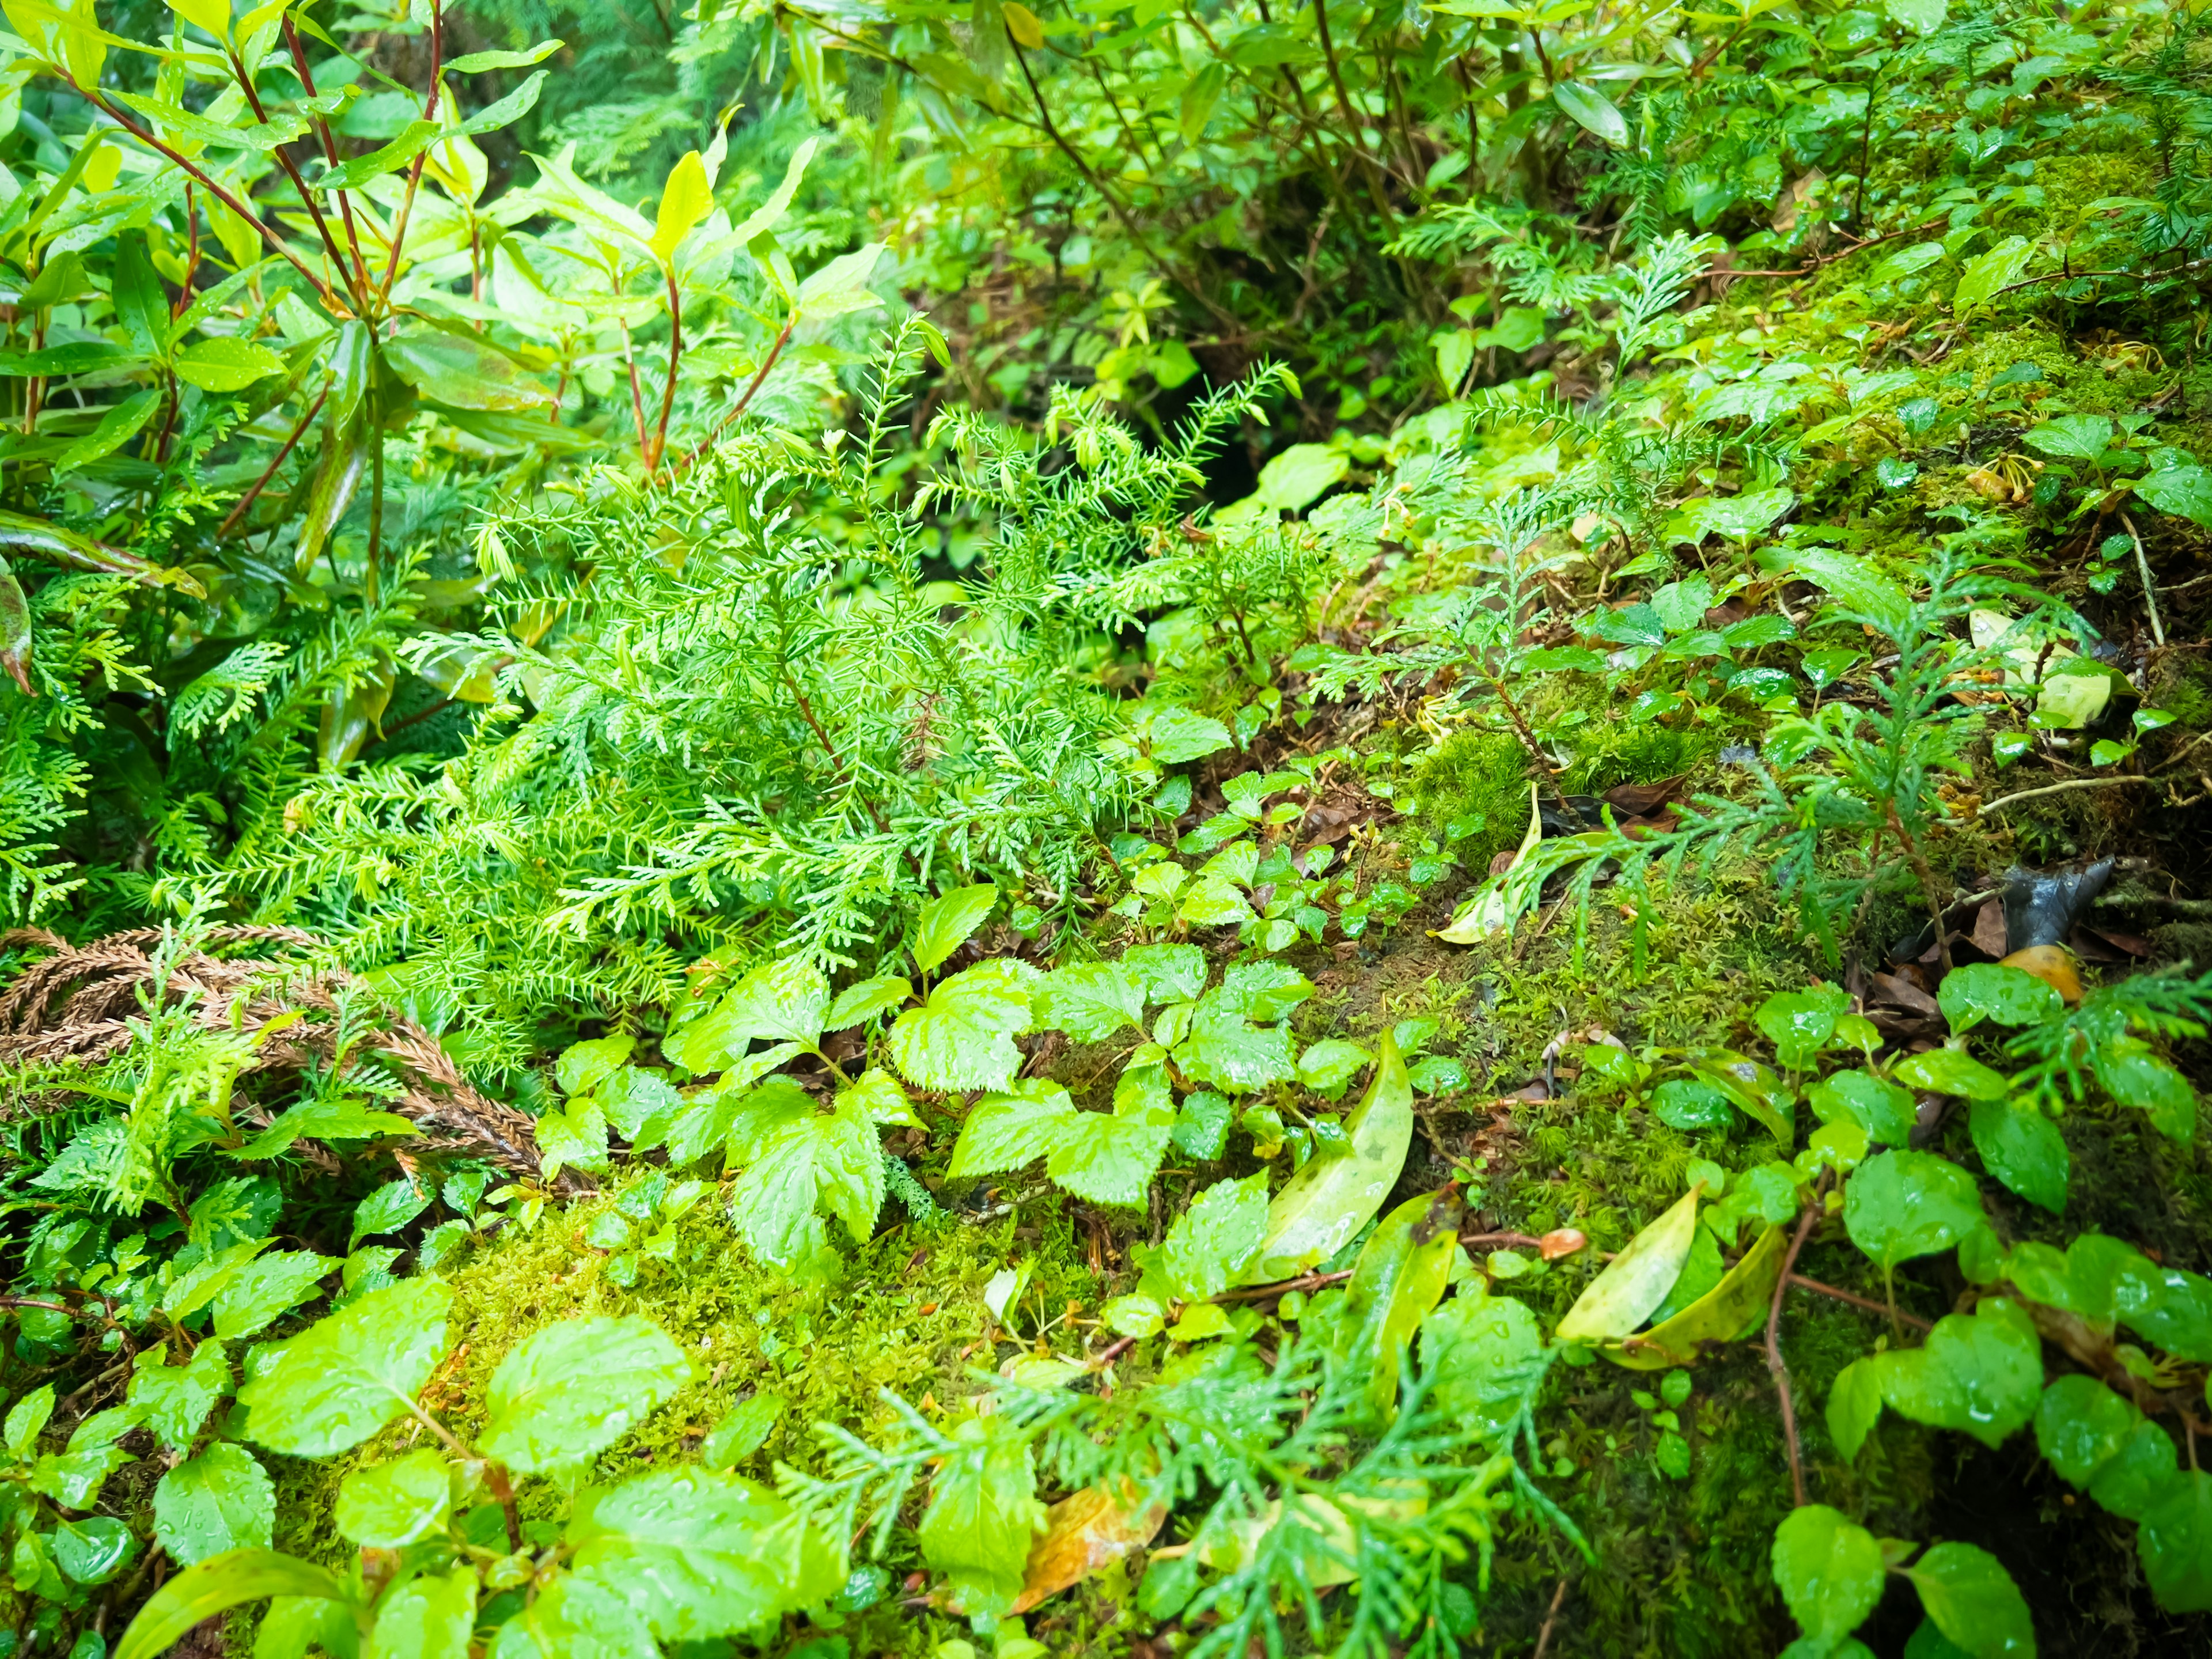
[
  {"x1": 220, "y1": 387, "x2": 331, "y2": 538},
  {"x1": 2121, "y1": 514, "x2": 2167, "y2": 647},
  {"x1": 1887, "y1": 803, "x2": 1952, "y2": 974},
  {"x1": 1766, "y1": 1202, "x2": 1823, "y2": 1508},
  {"x1": 650, "y1": 264, "x2": 683, "y2": 476},
  {"x1": 1978, "y1": 774, "x2": 2157, "y2": 816}
]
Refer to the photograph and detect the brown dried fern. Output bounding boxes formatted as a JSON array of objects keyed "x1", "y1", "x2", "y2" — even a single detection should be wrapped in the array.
[{"x1": 0, "y1": 926, "x2": 582, "y2": 1190}]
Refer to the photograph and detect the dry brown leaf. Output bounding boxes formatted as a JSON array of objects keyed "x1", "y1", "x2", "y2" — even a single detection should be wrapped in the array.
[
  {"x1": 2001, "y1": 944, "x2": 2084, "y2": 1006},
  {"x1": 1010, "y1": 1480, "x2": 1168, "y2": 1613}
]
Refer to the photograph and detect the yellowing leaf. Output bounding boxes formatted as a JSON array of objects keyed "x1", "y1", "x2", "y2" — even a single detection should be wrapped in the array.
[
  {"x1": 650, "y1": 150, "x2": 714, "y2": 263},
  {"x1": 1003, "y1": 0, "x2": 1044, "y2": 47},
  {"x1": 1555, "y1": 1187, "x2": 1699, "y2": 1343},
  {"x1": 166, "y1": 0, "x2": 230, "y2": 39},
  {"x1": 1009, "y1": 1480, "x2": 1165, "y2": 1614},
  {"x1": 1438, "y1": 785, "x2": 1540, "y2": 944}
]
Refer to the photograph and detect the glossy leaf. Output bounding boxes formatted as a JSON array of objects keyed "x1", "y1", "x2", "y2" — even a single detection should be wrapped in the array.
[
  {"x1": 1772, "y1": 1505, "x2": 1886, "y2": 1645},
  {"x1": 888, "y1": 957, "x2": 1037, "y2": 1092},
  {"x1": 115, "y1": 1551, "x2": 351, "y2": 1659},
  {"x1": 236, "y1": 1279, "x2": 452, "y2": 1457},
  {"x1": 154, "y1": 1444, "x2": 275, "y2": 1566},
  {"x1": 1905, "y1": 1540, "x2": 2036, "y2": 1656},
  {"x1": 912, "y1": 883, "x2": 998, "y2": 973},
  {"x1": 479, "y1": 1316, "x2": 690, "y2": 1473},
  {"x1": 1556, "y1": 1187, "x2": 1700, "y2": 1343},
  {"x1": 1843, "y1": 1150, "x2": 1987, "y2": 1272},
  {"x1": 1247, "y1": 1030, "x2": 1414, "y2": 1281},
  {"x1": 334, "y1": 1448, "x2": 451, "y2": 1547}
]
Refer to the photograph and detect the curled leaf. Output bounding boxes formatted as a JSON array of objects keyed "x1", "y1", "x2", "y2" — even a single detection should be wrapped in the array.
[{"x1": 1244, "y1": 1030, "x2": 1414, "y2": 1282}]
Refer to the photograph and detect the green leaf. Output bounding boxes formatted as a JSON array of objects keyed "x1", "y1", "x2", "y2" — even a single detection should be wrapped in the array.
[
  {"x1": 2022, "y1": 414, "x2": 2113, "y2": 461},
  {"x1": 212, "y1": 1249, "x2": 339, "y2": 1340},
  {"x1": 478, "y1": 1316, "x2": 690, "y2": 1475},
  {"x1": 2135, "y1": 462, "x2": 2212, "y2": 531},
  {"x1": 1891, "y1": 1048, "x2": 2009, "y2": 1101},
  {"x1": 1032, "y1": 961, "x2": 1149, "y2": 1040},
  {"x1": 794, "y1": 244, "x2": 888, "y2": 320},
  {"x1": 56, "y1": 388, "x2": 160, "y2": 475},
  {"x1": 4, "y1": 1384, "x2": 52, "y2": 1456},
  {"x1": 128, "y1": 1341, "x2": 233, "y2": 1451},
  {"x1": 2138, "y1": 1468, "x2": 2212, "y2": 1613},
  {"x1": 918, "y1": 1413, "x2": 1047, "y2": 1619},
  {"x1": 567, "y1": 1468, "x2": 840, "y2": 1640},
  {"x1": 2032, "y1": 1374, "x2": 2139, "y2": 1488},
  {"x1": 365, "y1": 1567, "x2": 476, "y2": 1659},
  {"x1": 1423, "y1": 1292, "x2": 1546, "y2": 1442},
  {"x1": 950, "y1": 1082, "x2": 1079, "y2": 1179},
  {"x1": 1756, "y1": 987, "x2": 1850, "y2": 1070},
  {"x1": 2089, "y1": 1420, "x2": 2179, "y2": 1520},
  {"x1": 649, "y1": 150, "x2": 713, "y2": 262},
  {"x1": 116, "y1": 1551, "x2": 351, "y2": 1659},
  {"x1": 824, "y1": 975, "x2": 911, "y2": 1031},
  {"x1": 1249, "y1": 1031, "x2": 1415, "y2": 1280},
  {"x1": 352, "y1": 1176, "x2": 431, "y2": 1249},
  {"x1": 2091, "y1": 1044, "x2": 2196, "y2": 1144},
  {"x1": 888, "y1": 958, "x2": 1037, "y2": 1092},
  {"x1": 1173, "y1": 1003, "x2": 1294, "y2": 1092},
  {"x1": 724, "y1": 1080, "x2": 888, "y2": 1264},
  {"x1": 556, "y1": 1035, "x2": 635, "y2": 1095},
  {"x1": 1779, "y1": 547, "x2": 1914, "y2": 636},
  {"x1": 445, "y1": 37, "x2": 565, "y2": 72},
  {"x1": 1938, "y1": 965, "x2": 2063, "y2": 1033},
  {"x1": 672, "y1": 957, "x2": 830, "y2": 1070},
  {"x1": 1046, "y1": 1065, "x2": 1175, "y2": 1207},
  {"x1": 334, "y1": 1448, "x2": 450, "y2": 1547},
  {"x1": 237, "y1": 1279, "x2": 452, "y2": 1457},
  {"x1": 1551, "y1": 79, "x2": 1629, "y2": 145},
  {"x1": 387, "y1": 327, "x2": 556, "y2": 413},
  {"x1": 1152, "y1": 1175, "x2": 1268, "y2": 1301},
  {"x1": 1253, "y1": 443, "x2": 1347, "y2": 512},
  {"x1": 54, "y1": 1514, "x2": 137, "y2": 1584},
  {"x1": 1146, "y1": 705, "x2": 1233, "y2": 763},
  {"x1": 913, "y1": 884, "x2": 998, "y2": 974},
  {"x1": 174, "y1": 336, "x2": 283, "y2": 392},
  {"x1": 154, "y1": 1445, "x2": 274, "y2": 1567},
  {"x1": 1843, "y1": 1150, "x2": 1987, "y2": 1272},
  {"x1": 1905, "y1": 1540, "x2": 2036, "y2": 1657},
  {"x1": 1828, "y1": 1357, "x2": 1886, "y2": 1461},
  {"x1": 490, "y1": 1573, "x2": 656, "y2": 1659},
  {"x1": 1772, "y1": 1505, "x2": 1887, "y2": 1645},
  {"x1": 1952, "y1": 236, "x2": 2035, "y2": 313},
  {"x1": 1809, "y1": 1070, "x2": 1916, "y2": 1144},
  {"x1": 1968, "y1": 1099, "x2": 2067, "y2": 1214},
  {"x1": 1340, "y1": 1188, "x2": 1464, "y2": 1415},
  {"x1": 1556, "y1": 1187, "x2": 1700, "y2": 1343},
  {"x1": 701, "y1": 1393, "x2": 785, "y2": 1469},
  {"x1": 1878, "y1": 1300, "x2": 2041, "y2": 1449}
]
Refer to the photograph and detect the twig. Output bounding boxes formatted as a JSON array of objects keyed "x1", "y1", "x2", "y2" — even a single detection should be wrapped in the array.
[
  {"x1": 1790, "y1": 1273, "x2": 1931, "y2": 1330},
  {"x1": 2122, "y1": 514, "x2": 2168, "y2": 649},
  {"x1": 1211, "y1": 1268, "x2": 1353, "y2": 1304},
  {"x1": 1532, "y1": 1574, "x2": 1570, "y2": 1659},
  {"x1": 1977, "y1": 775, "x2": 2157, "y2": 816},
  {"x1": 218, "y1": 386, "x2": 329, "y2": 538},
  {"x1": 1767, "y1": 1203, "x2": 1823, "y2": 1508}
]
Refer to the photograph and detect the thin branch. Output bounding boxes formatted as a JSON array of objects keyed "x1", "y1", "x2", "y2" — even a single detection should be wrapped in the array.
[
  {"x1": 1766, "y1": 1203, "x2": 1823, "y2": 1508},
  {"x1": 1977, "y1": 774, "x2": 2157, "y2": 816},
  {"x1": 649, "y1": 263, "x2": 683, "y2": 475},
  {"x1": 1790, "y1": 1272, "x2": 1932, "y2": 1330},
  {"x1": 2122, "y1": 514, "x2": 2168, "y2": 648},
  {"x1": 219, "y1": 385, "x2": 328, "y2": 538}
]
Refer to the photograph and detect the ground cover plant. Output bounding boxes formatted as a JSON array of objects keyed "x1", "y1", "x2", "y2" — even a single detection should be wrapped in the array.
[{"x1": 2, "y1": 0, "x2": 2212, "y2": 1653}]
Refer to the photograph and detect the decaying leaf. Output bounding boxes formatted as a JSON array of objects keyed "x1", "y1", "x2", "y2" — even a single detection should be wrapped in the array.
[{"x1": 1009, "y1": 1480, "x2": 1167, "y2": 1613}]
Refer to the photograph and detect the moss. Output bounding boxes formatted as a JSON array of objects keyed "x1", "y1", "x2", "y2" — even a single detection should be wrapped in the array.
[{"x1": 1406, "y1": 728, "x2": 1534, "y2": 867}]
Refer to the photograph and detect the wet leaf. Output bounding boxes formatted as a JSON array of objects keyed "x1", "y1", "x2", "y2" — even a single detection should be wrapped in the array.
[
  {"x1": 1556, "y1": 1187, "x2": 1699, "y2": 1343},
  {"x1": 1009, "y1": 1480, "x2": 1167, "y2": 1614},
  {"x1": 1246, "y1": 1030, "x2": 1414, "y2": 1281}
]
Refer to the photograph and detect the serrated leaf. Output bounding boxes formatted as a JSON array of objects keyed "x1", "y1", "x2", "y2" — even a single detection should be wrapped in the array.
[
  {"x1": 567, "y1": 1468, "x2": 841, "y2": 1640},
  {"x1": 237, "y1": 1280, "x2": 452, "y2": 1457},
  {"x1": 949, "y1": 1082, "x2": 1080, "y2": 1179},
  {"x1": 1032, "y1": 961, "x2": 1149, "y2": 1040},
  {"x1": 366, "y1": 1567, "x2": 476, "y2": 1659},
  {"x1": 888, "y1": 958, "x2": 1036, "y2": 1092},
  {"x1": 154, "y1": 1445, "x2": 274, "y2": 1566},
  {"x1": 334, "y1": 1448, "x2": 451, "y2": 1547},
  {"x1": 671, "y1": 957, "x2": 831, "y2": 1070},
  {"x1": 824, "y1": 975, "x2": 911, "y2": 1031},
  {"x1": 479, "y1": 1316, "x2": 690, "y2": 1474},
  {"x1": 919, "y1": 1414, "x2": 1047, "y2": 1619},
  {"x1": 913, "y1": 884, "x2": 998, "y2": 973},
  {"x1": 211, "y1": 1249, "x2": 338, "y2": 1340},
  {"x1": 127, "y1": 1340, "x2": 232, "y2": 1452}
]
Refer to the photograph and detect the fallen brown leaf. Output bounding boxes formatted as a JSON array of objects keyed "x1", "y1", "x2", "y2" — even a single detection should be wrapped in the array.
[{"x1": 1010, "y1": 1481, "x2": 1169, "y2": 1614}]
